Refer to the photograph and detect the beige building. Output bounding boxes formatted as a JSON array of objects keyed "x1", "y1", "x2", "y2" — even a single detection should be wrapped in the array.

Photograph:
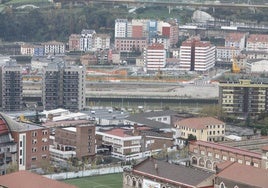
[{"x1": 174, "y1": 117, "x2": 225, "y2": 142}]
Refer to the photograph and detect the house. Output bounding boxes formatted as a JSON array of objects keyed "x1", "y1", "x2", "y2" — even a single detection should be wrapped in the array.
[
  {"x1": 123, "y1": 157, "x2": 214, "y2": 188},
  {"x1": 0, "y1": 170, "x2": 76, "y2": 188},
  {"x1": 174, "y1": 117, "x2": 225, "y2": 142}
]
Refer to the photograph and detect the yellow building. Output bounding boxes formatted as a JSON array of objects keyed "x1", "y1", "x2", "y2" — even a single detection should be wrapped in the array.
[{"x1": 174, "y1": 117, "x2": 225, "y2": 142}]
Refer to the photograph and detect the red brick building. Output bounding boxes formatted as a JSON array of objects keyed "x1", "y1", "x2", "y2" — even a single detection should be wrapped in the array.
[
  {"x1": 0, "y1": 113, "x2": 49, "y2": 172},
  {"x1": 52, "y1": 121, "x2": 95, "y2": 161},
  {"x1": 189, "y1": 140, "x2": 262, "y2": 171}
]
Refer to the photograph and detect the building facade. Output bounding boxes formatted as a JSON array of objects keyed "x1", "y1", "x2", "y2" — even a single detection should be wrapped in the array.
[
  {"x1": 174, "y1": 117, "x2": 225, "y2": 142},
  {"x1": 80, "y1": 29, "x2": 96, "y2": 52},
  {"x1": 189, "y1": 140, "x2": 262, "y2": 171},
  {"x1": 179, "y1": 38, "x2": 215, "y2": 72},
  {"x1": 42, "y1": 62, "x2": 86, "y2": 111},
  {"x1": 43, "y1": 41, "x2": 65, "y2": 55},
  {"x1": 219, "y1": 79, "x2": 268, "y2": 116},
  {"x1": 115, "y1": 37, "x2": 147, "y2": 53},
  {"x1": 246, "y1": 34, "x2": 268, "y2": 52},
  {"x1": 52, "y1": 122, "x2": 95, "y2": 161},
  {"x1": 68, "y1": 34, "x2": 81, "y2": 52},
  {"x1": 144, "y1": 43, "x2": 166, "y2": 71},
  {"x1": 0, "y1": 60, "x2": 23, "y2": 112}
]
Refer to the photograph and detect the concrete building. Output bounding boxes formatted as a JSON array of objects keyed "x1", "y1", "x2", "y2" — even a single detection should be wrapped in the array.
[
  {"x1": 179, "y1": 38, "x2": 215, "y2": 72},
  {"x1": 123, "y1": 157, "x2": 214, "y2": 188},
  {"x1": 158, "y1": 20, "x2": 179, "y2": 47},
  {"x1": 115, "y1": 37, "x2": 147, "y2": 53},
  {"x1": 96, "y1": 126, "x2": 174, "y2": 161},
  {"x1": 144, "y1": 43, "x2": 166, "y2": 71},
  {"x1": 43, "y1": 41, "x2": 65, "y2": 55},
  {"x1": 174, "y1": 117, "x2": 225, "y2": 142},
  {"x1": 189, "y1": 140, "x2": 262, "y2": 171},
  {"x1": 68, "y1": 34, "x2": 81, "y2": 52},
  {"x1": 150, "y1": 36, "x2": 170, "y2": 50},
  {"x1": 42, "y1": 63, "x2": 86, "y2": 111},
  {"x1": 80, "y1": 29, "x2": 96, "y2": 52},
  {"x1": 0, "y1": 112, "x2": 49, "y2": 172},
  {"x1": 219, "y1": 79, "x2": 268, "y2": 116},
  {"x1": 52, "y1": 121, "x2": 95, "y2": 161},
  {"x1": 0, "y1": 60, "x2": 23, "y2": 112},
  {"x1": 246, "y1": 59, "x2": 268, "y2": 73}
]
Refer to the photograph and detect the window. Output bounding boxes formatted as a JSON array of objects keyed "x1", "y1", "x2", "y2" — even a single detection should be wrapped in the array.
[
  {"x1": 208, "y1": 152, "x2": 212, "y2": 157},
  {"x1": 238, "y1": 159, "x2": 243, "y2": 164},
  {"x1": 215, "y1": 154, "x2": 220, "y2": 159},
  {"x1": 32, "y1": 131, "x2": 37, "y2": 137},
  {"x1": 220, "y1": 182, "x2": 225, "y2": 188},
  {"x1": 32, "y1": 157, "x2": 37, "y2": 161},
  {"x1": 32, "y1": 148, "x2": 37, "y2": 153},
  {"x1": 230, "y1": 157, "x2": 235, "y2": 162},
  {"x1": 32, "y1": 139, "x2": 37, "y2": 144},
  {"x1": 201, "y1": 150, "x2": 205, "y2": 155},
  {"x1": 223, "y1": 156, "x2": 227, "y2": 160}
]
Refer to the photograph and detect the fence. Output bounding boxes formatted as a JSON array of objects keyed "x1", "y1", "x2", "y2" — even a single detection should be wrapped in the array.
[{"x1": 44, "y1": 165, "x2": 128, "y2": 180}]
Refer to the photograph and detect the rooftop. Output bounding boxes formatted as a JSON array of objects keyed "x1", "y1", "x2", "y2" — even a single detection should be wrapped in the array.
[
  {"x1": 216, "y1": 162, "x2": 268, "y2": 187},
  {"x1": 0, "y1": 171, "x2": 76, "y2": 188},
  {"x1": 132, "y1": 158, "x2": 213, "y2": 187},
  {"x1": 176, "y1": 117, "x2": 224, "y2": 130},
  {"x1": 191, "y1": 140, "x2": 261, "y2": 159}
]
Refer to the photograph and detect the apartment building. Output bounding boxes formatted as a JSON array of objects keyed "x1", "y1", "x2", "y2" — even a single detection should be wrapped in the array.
[
  {"x1": 189, "y1": 140, "x2": 262, "y2": 171},
  {"x1": 144, "y1": 43, "x2": 166, "y2": 71},
  {"x1": 115, "y1": 19, "x2": 128, "y2": 38},
  {"x1": 96, "y1": 126, "x2": 174, "y2": 161},
  {"x1": 179, "y1": 38, "x2": 215, "y2": 72},
  {"x1": 0, "y1": 112, "x2": 49, "y2": 172},
  {"x1": 0, "y1": 60, "x2": 23, "y2": 112},
  {"x1": 225, "y1": 32, "x2": 246, "y2": 50},
  {"x1": 20, "y1": 44, "x2": 35, "y2": 56},
  {"x1": 94, "y1": 34, "x2": 110, "y2": 50},
  {"x1": 52, "y1": 121, "x2": 95, "y2": 161},
  {"x1": 219, "y1": 79, "x2": 268, "y2": 116},
  {"x1": 246, "y1": 34, "x2": 268, "y2": 52},
  {"x1": 68, "y1": 34, "x2": 81, "y2": 51},
  {"x1": 42, "y1": 62, "x2": 86, "y2": 111},
  {"x1": 80, "y1": 29, "x2": 96, "y2": 52},
  {"x1": 158, "y1": 20, "x2": 179, "y2": 47},
  {"x1": 115, "y1": 37, "x2": 147, "y2": 53},
  {"x1": 43, "y1": 41, "x2": 65, "y2": 55},
  {"x1": 216, "y1": 46, "x2": 240, "y2": 62},
  {"x1": 174, "y1": 117, "x2": 225, "y2": 142}
]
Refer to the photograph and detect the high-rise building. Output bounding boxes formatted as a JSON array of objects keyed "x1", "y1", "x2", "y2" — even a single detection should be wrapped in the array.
[
  {"x1": 144, "y1": 43, "x2": 166, "y2": 71},
  {"x1": 179, "y1": 38, "x2": 215, "y2": 71},
  {"x1": 219, "y1": 79, "x2": 268, "y2": 117},
  {"x1": 0, "y1": 60, "x2": 23, "y2": 112},
  {"x1": 115, "y1": 19, "x2": 128, "y2": 38},
  {"x1": 43, "y1": 62, "x2": 86, "y2": 111}
]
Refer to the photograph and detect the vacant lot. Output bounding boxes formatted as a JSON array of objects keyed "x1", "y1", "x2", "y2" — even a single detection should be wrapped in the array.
[{"x1": 64, "y1": 173, "x2": 123, "y2": 188}]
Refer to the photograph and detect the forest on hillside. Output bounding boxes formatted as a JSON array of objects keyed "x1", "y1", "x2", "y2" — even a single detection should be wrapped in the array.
[{"x1": 0, "y1": 3, "x2": 267, "y2": 43}]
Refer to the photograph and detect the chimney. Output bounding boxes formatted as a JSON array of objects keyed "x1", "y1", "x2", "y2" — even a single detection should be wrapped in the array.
[{"x1": 133, "y1": 124, "x2": 140, "y2": 136}]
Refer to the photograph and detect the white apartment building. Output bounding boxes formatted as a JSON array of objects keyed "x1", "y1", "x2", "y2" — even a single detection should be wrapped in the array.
[
  {"x1": 180, "y1": 38, "x2": 215, "y2": 72},
  {"x1": 216, "y1": 46, "x2": 240, "y2": 62},
  {"x1": 144, "y1": 43, "x2": 166, "y2": 71},
  {"x1": 96, "y1": 128, "x2": 142, "y2": 160},
  {"x1": 80, "y1": 29, "x2": 96, "y2": 52},
  {"x1": 43, "y1": 41, "x2": 65, "y2": 55},
  {"x1": 115, "y1": 19, "x2": 128, "y2": 38},
  {"x1": 94, "y1": 34, "x2": 110, "y2": 50},
  {"x1": 21, "y1": 44, "x2": 35, "y2": 56},
  {"x1": 246, "y1": 34, "x2": 268, "y2": 52}
]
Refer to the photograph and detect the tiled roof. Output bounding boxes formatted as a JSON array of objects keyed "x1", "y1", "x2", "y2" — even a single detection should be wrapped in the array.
[
  {"x1": 216, "y1": 162, "x2": 268, "y2": 187},
  {"x1": 191, "y1": 140, "x2": 261, "y2": 159},
  {"x1": 104, "y1": 128, "x2": 132, "y2": 137},
  {"x1": 176, "y1": 117, "x2": 224, "y2": 129},
  {"x1": 247, "y1": 34, "x2": 268, "y2": 43},
  {"x1": 261, "y1": 145, "x2": 268, "y2": 151},
  {"x1": 133, "y1": 158, "x2": 213, "y2": 187},
  {"x1": 0, "y1": 171, "x2": 77, "y2": 188},
  {"x1": 225, "y1": 32, "x2": 245, "y2": 42}
]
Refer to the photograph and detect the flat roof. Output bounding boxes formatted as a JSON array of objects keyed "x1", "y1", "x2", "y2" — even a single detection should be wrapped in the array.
[{"x1": 63, "y1": 127, "x2": 76, "y2": 132}]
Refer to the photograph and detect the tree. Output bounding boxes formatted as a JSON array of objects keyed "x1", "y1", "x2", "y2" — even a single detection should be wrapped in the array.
[{"x1": 261, "y1": 128, "x2": 268, "y2": 136}]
